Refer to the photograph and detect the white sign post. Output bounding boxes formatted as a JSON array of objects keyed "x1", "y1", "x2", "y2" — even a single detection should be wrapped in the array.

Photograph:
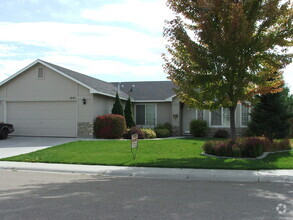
[{"x1": 131, "y1": 133, "x2": 138, "y2": 159}]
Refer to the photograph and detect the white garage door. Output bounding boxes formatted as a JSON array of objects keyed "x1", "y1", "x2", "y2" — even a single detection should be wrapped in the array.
[{"x1": 7, "y1": 101, "x2": 77, "y2": 137}]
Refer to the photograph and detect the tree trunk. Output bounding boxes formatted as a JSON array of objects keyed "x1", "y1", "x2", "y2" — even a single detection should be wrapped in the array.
[{"x1": 229, "y1": 105, "x2": 237, "y2": 143}]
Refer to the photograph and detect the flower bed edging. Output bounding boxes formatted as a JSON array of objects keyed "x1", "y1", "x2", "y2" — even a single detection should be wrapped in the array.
[{"x1": 202, "y1": 149, "x2": 292, "y2": 160}]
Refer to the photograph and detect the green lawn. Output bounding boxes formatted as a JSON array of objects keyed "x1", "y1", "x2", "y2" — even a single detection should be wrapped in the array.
[{"x1": 1, "y1": 138, "x2": 293, "y2": 170}]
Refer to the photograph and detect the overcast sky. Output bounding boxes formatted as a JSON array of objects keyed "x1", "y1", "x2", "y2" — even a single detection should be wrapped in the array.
[{"x1": 0, "y1": 0, "x2": 292, "y2": 93}]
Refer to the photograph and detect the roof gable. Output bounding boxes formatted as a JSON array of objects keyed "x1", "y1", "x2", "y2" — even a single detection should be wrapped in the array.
[{"x1": 0, "y1": 59, "x2": 128, "y2": 100}]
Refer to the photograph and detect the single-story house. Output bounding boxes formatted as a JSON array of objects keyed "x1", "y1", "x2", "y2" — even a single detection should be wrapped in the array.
[{"x1": 0, "y1": 59, "x2": 249, "y2": 137}]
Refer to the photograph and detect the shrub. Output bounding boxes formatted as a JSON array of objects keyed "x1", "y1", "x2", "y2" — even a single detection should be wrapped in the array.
[
  {"x1": 239, "y1": 137, "x2": 265, "y2": 158},
  {"x1": 214, "y1": 129, "x2": 229, "y2": 138},
  {"x1": 190, "y1": 119, "x2": 208, "y2": 137},
  {"x1": 94, "y1": 114, "x2": 126, "y2": 139},
  {"x1": 111, "y1": 93, "x2": 124, "y2": 116},
  {"x1": 154, "y1": 128, "x2": 171, "y2": 138},
  {"x1": 124, "y1": 97, "x2": 135, "y2": 128},
  {"x1": 155, "y1": 123, "x2": 172, "y2": 133},
  {"x1": 203, "y1": 137, "x2": 291, "y2": 158},
  {"x1": 124, "y1": 127, "x2": 145, "y2": 139},
  {"x1": 141, "y1": 128, "x2": 156, "y2": 139},
  {"x1": 231, "y1": 144, "x2": 241, "y2": 157},
  {"x1": 202, "y1": 141, "x2": 216, "y2": 155},
  {"x1": 272, "y1": 139, "x2": 292, "y2": 151}
]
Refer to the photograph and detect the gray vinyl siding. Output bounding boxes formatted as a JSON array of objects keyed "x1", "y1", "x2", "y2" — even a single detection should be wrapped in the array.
[
  {"x1": 157, "y1": 102, "x2": 172, "y2": 125},
  {"x1": 0, "y1": 101, "x2": 4, "y2": 122},
  {"x1": 5, "y1": 64, "x2": 78, "y2": 101},
  {"x1": 92, "y1": 94, "x2": 115, "y2": 119},
  {"x1": 77, "y1": 85, "x2": 93, "y2": 123}
]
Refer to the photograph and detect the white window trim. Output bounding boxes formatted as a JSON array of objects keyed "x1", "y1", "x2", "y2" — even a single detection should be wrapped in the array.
[
  {"x1": 240, "y1": 103, "x2": 251, "y2": 127},
  {"x1": 209, "y1": 107, "x2": 230, "y2": 128},
  {"x1": 134, "y1": 103, "x2": 157, "y2": 127}
]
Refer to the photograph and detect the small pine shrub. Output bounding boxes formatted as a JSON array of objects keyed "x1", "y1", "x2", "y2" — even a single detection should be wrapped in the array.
[
  {"x1": 190, "y1": 119, "x2": 208, "y2": 137},
  {"x1": 94, "y1": 114, "x2": 126, "y2": 139},
  {"x1": 154, "y1": 128, "x2": 171, "y2": 138},
  {"x1": 141, "y1": 128, "x2": 156, "y2": 139},
  {"x1": 124, "y1": 127, "x2": 145, "y2": 139},
  {"x1": 214, "y1": 129, "x2": 229, "y2": 138}
]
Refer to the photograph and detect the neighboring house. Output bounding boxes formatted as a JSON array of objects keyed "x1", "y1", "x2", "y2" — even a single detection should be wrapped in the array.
[{"x1": 0, "y1": 59, "x2": 249, "y2": 137}]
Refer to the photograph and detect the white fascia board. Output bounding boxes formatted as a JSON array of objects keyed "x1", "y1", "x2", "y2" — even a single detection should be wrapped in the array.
[{"x1": 164, "y1": 95, "x2": 177, "y2": 102}]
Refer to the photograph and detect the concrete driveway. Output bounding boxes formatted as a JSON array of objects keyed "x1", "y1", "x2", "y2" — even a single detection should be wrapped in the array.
[{"x1": 0, "y1": 136, "x2": 81, "y2": 159}]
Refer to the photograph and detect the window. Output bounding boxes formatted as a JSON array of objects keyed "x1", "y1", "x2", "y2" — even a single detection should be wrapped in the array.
[
  {"x1": 135, "y1": 104, "x2": 156, "y2": 126},
  {"x1": 210, "y1": 108, "x2": 230, "y2": 126},
  {"x1": 37, "y1": 67, "x2": 44, "y2": 79},
  {"x1": 197, "y1": 110, "x2": 204, "y2": 120},
  {"x1": 241, "y1": 104, "x2": 250, "y2": 126}
]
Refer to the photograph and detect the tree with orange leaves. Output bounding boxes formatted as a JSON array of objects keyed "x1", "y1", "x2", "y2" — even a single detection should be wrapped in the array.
[{"x1": 163, "y1": 0, "x2": 292, "y2": 141}]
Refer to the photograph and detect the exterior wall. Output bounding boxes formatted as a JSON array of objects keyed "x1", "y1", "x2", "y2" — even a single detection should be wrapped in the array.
[
  {"x1": 171, "y1": 97, "x2": 181, "y2": 136},
  {"x1": 92, "y1": 94, "x2": 115, "y2": 119},
  {"x1": 0, "y1": 64, "x2": 94, "y2": 137},
  {"x1": 206, "y1": 127, "x2": 247, "y2": 137},
  {"x1": 156, "y1": 102, "x2": 172, "y2": 125},
  {"x1": 5, "y1": 64, "x2": 78, "y2": 101},
  {"x1": 181, "y1": 103, "x2": 248, "y2": 137}
]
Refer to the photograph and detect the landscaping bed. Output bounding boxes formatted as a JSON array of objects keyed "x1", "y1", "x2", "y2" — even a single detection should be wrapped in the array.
[{"x1": 1, "y1": 138, "x2": 292, "y2": 170}]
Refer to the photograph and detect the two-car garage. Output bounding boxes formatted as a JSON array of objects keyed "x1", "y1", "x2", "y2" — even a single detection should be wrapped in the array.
[{"x1": 7, "y1": 101, "x2": 77, "y2": 137}]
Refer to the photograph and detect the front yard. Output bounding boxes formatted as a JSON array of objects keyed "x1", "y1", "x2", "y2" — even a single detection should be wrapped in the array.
[{"x1": 1, "y1": 138, "x2": 292, "y2": 170}]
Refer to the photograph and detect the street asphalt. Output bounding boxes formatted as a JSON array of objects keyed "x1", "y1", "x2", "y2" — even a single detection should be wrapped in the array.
[{"x1": 1, "y1": 170, "x2": 292, "y2": 220}]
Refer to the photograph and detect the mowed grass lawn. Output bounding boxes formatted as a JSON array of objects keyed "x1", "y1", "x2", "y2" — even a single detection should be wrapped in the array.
[{"x1": 1, "y1": 138, "x2": 293, "y2": 170}]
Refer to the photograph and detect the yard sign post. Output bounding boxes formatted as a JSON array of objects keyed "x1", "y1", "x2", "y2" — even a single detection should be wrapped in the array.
[{"x1": 131, "y1": 133, "x2": 138, "y2": 160}]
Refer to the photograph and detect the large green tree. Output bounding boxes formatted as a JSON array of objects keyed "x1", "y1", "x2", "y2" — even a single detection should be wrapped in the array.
[
  {"x1": 111, "y1": 93, "x2": 124, "y2": 116},
  {"x1": 163, "y1": 0, "x2": 292, "y2": 141}
]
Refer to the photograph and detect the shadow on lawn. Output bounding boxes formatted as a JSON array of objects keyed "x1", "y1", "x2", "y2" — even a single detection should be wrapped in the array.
[{"x1": 132, "y1": 151, "x2": 293, "y2": 170}]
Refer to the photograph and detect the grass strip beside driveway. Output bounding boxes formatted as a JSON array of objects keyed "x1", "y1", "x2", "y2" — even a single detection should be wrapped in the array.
[{"x1": 1, "y1": 138, "x2": 292, "y2": 170}]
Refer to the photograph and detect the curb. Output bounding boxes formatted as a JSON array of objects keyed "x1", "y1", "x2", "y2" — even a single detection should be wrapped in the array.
[
  {"x1": 202, "y1": 149, "x2": 293, "y2": 160},
  {"x1": 0, "y1": 161, "x2": 292, "y2": 183}
]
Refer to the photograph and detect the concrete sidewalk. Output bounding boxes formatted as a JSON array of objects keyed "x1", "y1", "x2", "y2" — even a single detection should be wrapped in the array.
[{"x1": 0, "y1": 161, "x2": 292, "y2": 183}]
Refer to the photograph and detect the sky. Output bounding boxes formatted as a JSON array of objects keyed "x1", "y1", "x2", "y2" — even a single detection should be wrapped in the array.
[{"x1": 0, "y1": 0, "x2": 292, "y2": 93}]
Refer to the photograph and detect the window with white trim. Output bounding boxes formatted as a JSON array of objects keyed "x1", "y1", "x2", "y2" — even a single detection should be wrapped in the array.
[
  {"x1": 211, "y1": 108, "x2": 230, "y2": 126},
  {"x1": 241, "y1": 104, "x2": 250, "y2": 126},
  {"x1": 135, "y1": 104, "x2": 156, "y2": 126}
]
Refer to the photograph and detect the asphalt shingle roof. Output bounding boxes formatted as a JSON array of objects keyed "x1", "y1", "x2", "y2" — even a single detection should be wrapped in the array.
[
  {"x1": 41, "y1": 60, "x2": 129, "y2": 99},
  {"x1": 111, "y1": 81, "x2": 176, "y2": 101}
]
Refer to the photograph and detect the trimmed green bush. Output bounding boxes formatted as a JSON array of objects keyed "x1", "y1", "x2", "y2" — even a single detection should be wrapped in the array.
[
  {"x1": 214, "y1": 129, "x2": 229, "y2": 138},
  {"x1": 141, "y1": 128, "x2": 156, "y2": 139},
  {"x1": 94, "y1": 114, "x2": 126, "y2": 139},
  {"x1": 155, "y1": 123, "x2": 172, "y2": 133},
  {"x1": 154, "y1": 128, "x2": 171, "y2": 138},
  {"x1": 190, "y1": 119, "x2": 208, "y2": 137},
  {"x1": 124, "y1": 127, "x2": 145, "y2": 139}
]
